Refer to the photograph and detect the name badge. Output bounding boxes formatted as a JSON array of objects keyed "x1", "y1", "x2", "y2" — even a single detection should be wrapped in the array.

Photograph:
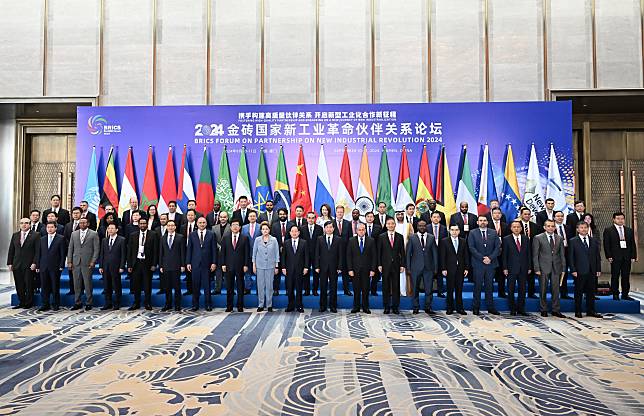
[
  {"x1": 620, "y1": 241, "x2": 627, "y2": 249},
  {"x1": 138, "y1": 245, "x2": 145, "y2": 259},
  {"x1": 463, "y1": 224, "x2": 469, "y2": 232}
]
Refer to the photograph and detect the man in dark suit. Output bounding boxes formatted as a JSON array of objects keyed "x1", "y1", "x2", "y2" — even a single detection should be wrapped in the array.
[
  {"x1": 404, "y1": 203, "x2": 419, "y2": 233},
  {"x1": 300, "y1": 212, "x2": 323, "y2": 296},
  {"x1": 79, "y1": 200, "x2": 98, "y2": 230},
  {"x1": 603, "y1": 211, "x2": 637, "y2": 301},
  {"x1": 374, "y1": 202, "x2": 393, "y2": 230},
  {"x1": 121, "y1": 197, "x2": 143, "y2": 226},
  {"x1": 41, "y1": 212, "x2": 65, "y2": 236},
  {"x1": 468, "y1": 216, "x2": 501, "y2": 315},
  {"x1": 231, "y1": 195, "x2": 254, "y2": 226},
  {"x1": 421, "y1": 199, "x2": 447, "y2": 226},
  {"x1": 566, "y1": 200, "x2": 587, "y2": 228},
  {"x1": 554, "y1": 210, "x2": 574, "y2": 299},
  {"x1": 123, "y1": 210, "x2": 143, "y2": 237},
  {"x1": 159, "y1": 220, "x2": 185, "y2": 311},
  {"x1": 181, "y1": 209, "x2": 198, "y2": 296},
  {"x1": 333, "y1": 205, "x2": 353, "y2": 296},
  {"x1": 487, "y1": 207, "x2": 509, "y2": 297},
  {"x1": 292, "y1": 205, "x2": 307, "y2": 229},
  {"x1": 484, "y1": 199, "x2": 507, "y2": 224},
  {"x1": 205, "y1": 200, "x2": 222, "y2": 228},
  {"x1": 221, "y1": 219, "x2": 250, "y2": 312},
  {"x1": 536, "y1": 198, "x2": 556, "y2": 228},
  {"x1": 98, "y1": 223, "x2": 126, "y2": 310},
  {"x1": 186, "y1": 217, "x2": 217, "y2": 311},
  {"x1": 502, "y1": 221, "x2": 532, "y2": 316},
  {"x1": 428, "y1": 211, "x2": 448, "y2": 298},
  {"x1": 406, "y1": 219, "x2": 438, "y2": 314},
  {"x1": 211, "y1": 210, "x2": 230, "y2": 295},
  {"x1": 449, "y1": 202, "x2": 478, "y2": 237},
  {"x1": 127, "y1": 217, "x2": 159, "y2": 310},
  {"x1": 42, "y1": 194, "x2": 70, "y2": 226},
  {"x1": 377, "y1": 217, "x2": 406, "y2": 314},
  {"x1": 282, "y1": 224, "x2": 308, "y2": 313},
  {"x1": 166, "y1": 200, "x2": 183, "y2": 228},
  {"x1": 363, "y1": 212, "x2": 382, "y2": 295},
  {"x1": 64, "y1": 207, "x2": 82, "y2": 247},
  {"x1": 569, "y1": 221, "x2": 603, "y2": 318},
  {"x1": 519, "y1": 207, "x2": 540, "y2": 298},
  {"x1": 183, "y1": 200, "x2": 203, "y2": 223},
  {"x1": 7, "y1": 218, "x2": 40, "y2": 308},
  {"x1": 349, "y1": 209, "x2": 363, "y2": 237},
  {"x1": 439, "y1": 225, "x2": 470, "y2": 315},
  {"x1": 315, "y1": 221, "x2": 343, "y2": 313},
  {"x1": 258, "y1": 200, "x2": 277, "y2": 226},
  {"x1": 271, "y1": 208, "x2": 291, "y2": 295},
  {"x1": 347, "y1": 223, "x2": 377, "y2": 313},
  {"x1": 29, "y1": 210, "x2": 45, "y2": 234},
  {"x1": 35, "y1": 222, "x2": 66, "y2": 311}
]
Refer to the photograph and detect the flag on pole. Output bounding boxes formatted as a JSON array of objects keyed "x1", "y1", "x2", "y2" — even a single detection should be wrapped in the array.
[
  {"x1": 435, "y1": 145, "x2": 456, "y2": 218},
  {"x1": 355, "y1": 145, "x2": 375, "y2": 216},
  {"x1": 455, "y1": 145, "x2": 478, "y2": 214},
  {"x1": 83, "y1": 146, "x2": 100, "y2": 214},
  {"x1": 376, "y1": 146, "x2": 394, "y2": 216},
  {"x1": 395, "y1": 145, "x2": 414, "y2": 211},
  {"x1": 523, "y1": 143, "x2": 545, "y2": 218},
  {"x1": 476, "y1": 144, "x2": 498, "y2": 215},
  {"x1": 140, "y1": 147, "x2": 159, "y2": 210},
  {"x1": 233, "y1": 146, "x2": 253, "y2": 210},
  {"x1": 415, "y1": 145, "x2": 434, "y2": 216},
  {"x1": 118, "y1": 147, "x2": 138, "y2": 217},
  {"x1": 213, "y1": 147, "x2": 231, "y2": 214},
  {"x1": 290, "y1": 145, "x2": 312, "y2": 218},
  {"x1": 273, "y1": 146, "x2": 291, "y2": 216},
  {"x1": 313, "y1": 144, "x2": 334, "y2": 215},
  {"x1": 99, "y1": 146, "x2": 119, "y2": 219},
  {"x1": 335, "y1": 146, "x2": 355, "y2": 212},
  {"x1": 158, "y1": 146, "x2": 177, "y2": 214},
  {"x1": 176, "y1": 145, "x2": 195, "y2": 214},
  {"x1": 254, "y1": 147, "x2": 272, "y2": 213},
  {"x1": 196, "y1": 146, "x2": 215, "y2": 214},
  {"x1": 500, "y1": 144, "x2": 522, "y2": 221},
  {"x1": 546, "y1": 143, "x2": 567, "y2": 211}
]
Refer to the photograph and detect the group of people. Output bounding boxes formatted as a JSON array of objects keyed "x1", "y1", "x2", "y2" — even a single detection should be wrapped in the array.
[{"x1": 6, "y1": 194, "x2": 637, "y2": 319}]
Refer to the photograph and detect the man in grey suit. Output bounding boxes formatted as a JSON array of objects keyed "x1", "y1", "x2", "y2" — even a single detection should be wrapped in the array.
[
  {"x1": 67, "y1": 217, "x2": 100, "y2": 310},
  {"x1": 532, "y1": 219, "x2": 567, "y2": 318},
  {"x1": 406, "y1": 219, "x2": 438, "y2": 314}
]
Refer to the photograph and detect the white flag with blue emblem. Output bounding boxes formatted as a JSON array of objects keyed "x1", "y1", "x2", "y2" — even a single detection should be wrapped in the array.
[{"x1": 546, "y1": 143, "x2": 566, "y2": 211}]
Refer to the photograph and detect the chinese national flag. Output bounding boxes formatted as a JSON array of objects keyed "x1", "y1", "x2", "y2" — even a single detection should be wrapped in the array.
[{"x1": 290, "y1": 145, "x2": 312, "y2": 218}]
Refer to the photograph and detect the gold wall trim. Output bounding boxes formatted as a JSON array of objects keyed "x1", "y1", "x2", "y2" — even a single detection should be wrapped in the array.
[
  {"x1": 484, "y1": 0, "x2": 490, "y2": 101},
  {"x1": 206, "y1": 0, "x2": 212, "y2": 104},
  {"x1": 42, "y1": 0, "x2": 49, "y2": 96},
  {"x1": 591, "y1": 0, "x2": 598, "y2": 88},
  {"x1": 152, "y1": 0, "x2": 158, "y2": 105},
  {"x1": 260, "y1": 0, "x2": 265, "y2": 104},
  {"x1": 98, "y1": 0, "x2": 105, "y2": 105},
  {"x1": 542, "y1": 0, "x2": 549, "y2": 100},
  {"x1": 370, "y1": 0, "x2": 376, "y2": 104},
  {"x1": 426, "y1": 0, "x2": 432, "y2": 102},
  {"x1": 315, "y1": 0, "x2": 320, "y2": 104}
]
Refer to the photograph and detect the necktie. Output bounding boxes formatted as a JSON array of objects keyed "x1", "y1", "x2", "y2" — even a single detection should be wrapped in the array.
[
  {"x1": 309, "y1": 226, "x2": 313, "y2": 238},
  {"x1": 549, "y1": 235, "x2": 555, "y2": 250},
  {"x1": 420, "y1": 234, "x2": 425, "y2": 249},
  {"x1": 20, "y1": 232, "x2": 26, "y2": 246},
  {"x1": 168, "y1": 234, "x2": 173, "y2": 249},
  {"x1": 482, "y1": 229, "x2": 487, "y2": 241},
  {"x1": 367, "y1": 225, "x2": 372, "y2": 237},
  {"x1": 281, "y1": 222, "x2": 286, "y2": 236},
  {"x1": 524, "y1": 223, "x2": 529, "y2": 237},
  {"x1": 189, "y1": 224, "x2": 193, "y2": 234},
  {"x1": 31, "y1": 224, "x2": 36, "y2": 232},
  {"x1": 359, "y1": 237, "x2": 364, "y2": 253},
  {"x1": 73, "y1": 221, "x2": 78, "y2": 231},
  {"x1": 515, "y1": 237, "x2": 521, "y2": 251},
  {"x1": 48, "y1": 235, "x2": 53, "y2": 248},
  {"x1": 618, "y1": 226, "x2": 625, "y2": 240},
  {"x1": 380, "y1": 215, "x2": 385, "y2": 226},
  {"x1": 141, "y1": 232, "x2": 146, "y2": 246},
  {"x1": 293, "y1": 239, "x2": 297, "y2": 253},
  {"x1": 242, "y1": 210, "x2": 246, "y2": 222},
  {"x1": 495, "y1": 221, "x2": 500, "y2": 234},
  {"x1": 463, "y1": 214, "x2": 468, "y2": 224},
  {"x1": 251, "y1": 223, "x2": 255, "y2": 236},
  {"x1": 233, "y1": 234, "x2": 237, "y2": 249},
  {"x1": 389, "y1": 233, "x2": 394, "y2": 248},
  {"x1": 338, "y1": 220, "x2": 342, "y2": 234},
  {"x1": 200, "y1": 231, "x2": 204, "y2": 245},
  {"x1": 558, "y1": 225, "x2": 564, "y2": 238},
  {"x1": 109, "y1": 237, "x2": 114, "y2": 250},
  {"x1": 434, "y1": 225, "x2": 439, "y2": 244},
  {"x1": 583, "y1": 236, "x2": 589, "y2": 249},
  {"x1": 327, "y1": 236, "x2": 331, "y2": 248},
  {"x1": 453, "y1": 238, "x2": 458, "y2": 252}
]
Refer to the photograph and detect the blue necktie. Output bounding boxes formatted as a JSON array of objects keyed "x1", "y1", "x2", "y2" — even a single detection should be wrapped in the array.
[{"x1": 359, "y1": 237, "x2": 364, "y2": 254}]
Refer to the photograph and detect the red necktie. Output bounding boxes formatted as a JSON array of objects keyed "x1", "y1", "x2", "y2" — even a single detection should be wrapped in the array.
[
  {"x1": 516, "y1": 237, "x2": 521, "y2": 251},
  {"x1": 463, "y1": 214, "x2": 467, "y2": 224},
  {"x1": 338, "y1": 221, "x2": 342, "y2": 234},
  {"x1": 233, "y1": 234, "x2": 237, "y2": 249},
  {"x1": 281, "y1": 222, "x2": 286, "y2": 237},
  {"x1": 389, "y1": 233, "x2": 394, "y2": 248}
]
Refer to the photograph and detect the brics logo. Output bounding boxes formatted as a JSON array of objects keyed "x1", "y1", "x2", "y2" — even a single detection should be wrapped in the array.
[{"x1": 87, "y1": 115, "x2": 121, "y2": 135}]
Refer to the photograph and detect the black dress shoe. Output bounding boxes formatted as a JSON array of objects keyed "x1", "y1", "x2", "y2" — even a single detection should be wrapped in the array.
[
  {"x1": 273, "y1": 290, "x2": 279, "y2": 296},
  {"x1": 183, "y1": 291, "x2": 192, "y2": 296},
  {"x1": 370, "y1": 291, "x2": 377, "y2": 296},
  {"x1": 552, "y1": 312, "x2": 565, "y2": 318},
  {"x1": 65, "y1": 291, "x2": 74, "y2": 296},
  {"x1": 52, "y1": 305, "x2": 60, "y2": 311},
  {"x1": 511, "y1": 311, "x2": 517, "y2": 316},
  {"x1": 472, "y1": 309, "x2": 480, "y2": 315},
  {"x1": 285, "y1": 307, "x2": 294, "y2": 312},
  {"x1": 85, "y1": 305, "x2": 92, "y2": 311},
  {"x1": 12, "y1": 304, "x2": 23, "y2": 309},
  {"x1": 593, "y1": 296, "x2": 600, "y2": 301},
  {"x1": 238, "y1": 307, "x2": 244, "y2": 312},
  {"x1": 458, "y1": 310, "x2": 467, "y2": 315},
  {"x1": 623, "y1": 295, "x2": 635, "y2": 301},
  {"x1": 38, "y1": 306, "x2": 50, "y2": 312},
  {"x1": 113, "y1": 305, "x2": 120, "y2": 311},
  {"x1": 267, "y1": 307, "x2": 273, "y2": 312},
  {"x1": 257, "y1": 307, "x2": 264, "y2": 312},
  {"x1": 225, "y1": 307, "x2": 233, "y2": 312},
  {"x1": 319, "y1": 308, "x2": 327, "y2": 313},
  {"x1": 541, "y1": 311, "x2": 548, "y2": 317},
  {"x1": 213, "y1": 290, "x2": 221, "y2": 295},
  {"x1": 206, "y1": 306, "x2": 212, "y2": 312},
  {"x1": 100, "y1": 305, "x2": 112, "y2": 311},
  {"x1": 71, "y1": 304, "x2": 82, "y2": 310},
  {"x1": 587, "y1": 312, "x2": 603, "y2": 318},
  {"x1": 489, "y1": 310, "x2": 500, "y2": 315},
  {"x1": 363, "y1": 308, "x2": 371, "y2": 314},
  {"x1": 392, "y1": 308, "x2": 400, "y2": 315},
  {"x1": 425, "y1": 309, "x2": 435, "y2": 315},
  {"x1": 156, "y1": 290, "x2": 164, "y2": 295},
  {"x1": 613, "y1": 295, "x2": 620, "y2": 300},
  {"x1": 244, "y1": 289, "x2": 250, "y2": 295},
  {"x1": 528, "y1": 295, "x2": 538, "y2": 299},
  {"x1": 437, "y1": 293, "x2": 446, "y2": 298},
  {"x1": 498, "y1": 293, "x2": 507, "y2": 298},
  {"x1": 297, "y1": 307, "x2": 304, "y2": 313},
  {"x1": 519, "y1": 311, "x2": 529, "y2": 316},
  {"x1": 175, "y1": 306, "x2": 181, "y2": 312},
  {"x1": 383, "y1": 308, "x2": 390, "y2": 314},
  {"x1": 446, "y1": 310, "x2": 454, "y2": 315},
  {"x1": 344, "y1": 291, "x2": 353, "y2": 296},
  {"x1": 313, "y1": 291, "x2": 319, "y2": 296},
  {"x1": 561, "y1": 295, "x2": 573, "y2": 300},
  {"x1": 575, "y1": 312, "x2": 583, "y2": 318},
  {"x1": 128, "y1": 305, "x2": 140, "y2": 311},
  {"x1": 22, "y1": 304, "x2": 32, "y2": 309},
  {"x1": 330, "y1": 308, "x2": 337, "y2": 313},
  {"x1": 161, "y1": 306, "x2": 171, "y2": 312},
  {"x1": 191, "y1": 307, "x2": 199, "y2": 312},
  {"x1": 351, "y1": 308, "x2": 360, "y2": 313},
  {"x1": 412, "y1": 309, "x2": 419, "y2": 314},
  {"x1": 304, "y1": 291, "x2": 311, "y2": 296},
  {"x1": 144, "y1": 305, "x2": 152, "y2": 311}
]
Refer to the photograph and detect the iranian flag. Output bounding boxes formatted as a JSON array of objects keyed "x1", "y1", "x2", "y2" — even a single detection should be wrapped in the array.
[
  {"x1": 140, "y1": 147, "x2": 158, "y2": 210},
  {"x1": 118, "y1": 147, "x2": 137, "y2": 217},
  {"x1": 233, "y1": 146, "x2": 253, "y2": 210},
  {"x1": 335, "y1": 146, "x2": 355, "y2": 212},
  {"x1": 395, "y1": 145, "x2": 414, "y2": 211}
]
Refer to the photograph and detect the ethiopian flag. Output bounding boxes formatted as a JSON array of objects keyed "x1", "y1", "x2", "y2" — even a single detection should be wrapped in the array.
[{"x1": 254, "y1": 147, "x2": 272, "y2": 213}]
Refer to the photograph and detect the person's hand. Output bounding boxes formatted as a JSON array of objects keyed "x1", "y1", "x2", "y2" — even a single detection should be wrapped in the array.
[
  {"x1": 535, "y1": 271, "x2": 541, "y2": 275},
  {"x1": 119, "y1": 268, "x2": 124, "y2": 273},
  {"x1": 369, "y1": 271, "x2": 375, "y2": 277},
  {"x1": 180, "y1": 267, "x2": 185, "y2": 273},
  {"x1": 503, "y1": 269, "x2": 508, "y2": 276},
  {"x1": 442, "y1": 270, "x2": 447, "y2": 276},
  {"x1": 30, "y1": 264, "x2": 36, "y2": 271},
  {"x1": 464, "y1": 270, "x2": 469, "y2": 277},
  {"x1": 303, "y1": 268, "x2": 308, "y2": 275},
  {"x1": 315, "y1": 268, "x2": 320, "y2": 273},
  {"x1": 572, "y1": 272, "x2": 577, "y2": 277},
  {"x1": 483, "y1": 257, "x2": 490, "y2": 265},
  {"x1": 221, "y1": 265, "x2": 226, "y2": 273},
  {"x1": 99, "y1": 268, "x2": 104, "y2": 274},
  {"x1": 348, "y1": 271, "x2": 354, "y2": 277},
  {"x1": 128, "y1": 267, "x2": 132, "y2": 273},
  {"x1": 596, "y1": 272, "x2": 601, "y2": 277},
  {"x1": 150, "y1": 266, "x2": 156, "y2": 272},
  {"x1": 159, "y1": 267, "x2": 164, "y2": 274},
  {"x1": 212, "y1": 264, "x2": 217, "y2": 272},
  {"x1": 186, "y1": 264, "x2": 192, "y2": 272},
  {"x1": 243, "y1": 266, "x2": 248, "y2": 273},
  {"x1": 59, "y1": 267, "x2": 64, "y2": 272},
  {"x1": 281, "y1": 268, "x2": 287, "y2": 275},
  {"x1": 378, "y1": 266, "x2": 382, "y2": 273},
  {"x1": 274, "y1": 267, "x2": 279, "y2": 275},
  {"x1": 528, "y1": 269, "x2": 531, "y2": 274},
  {"x1": 608, "y1": 257, "x2": 613, "y2": 263},
  {"x1": 253, "y1": 265, "x2": 257, "y2": 274},
  {"x1": 399, "y1": 267, "x2": 404, "y2": 273},
  {"x1": 337, "y1": 270, "x2": 341, "y2": 274},
  {"x1": 8, "y1": 265, "x2": 12, "y2": 272}
]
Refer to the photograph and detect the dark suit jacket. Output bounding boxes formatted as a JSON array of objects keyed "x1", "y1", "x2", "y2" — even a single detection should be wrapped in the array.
[
  {"x1": 99, "y1": 235, "x2": 127, "y2": 271},
  {"x1": 220, "y1": 233, "x2": 250, "y2": 273},
  {"x1": 536, "y1": 209, "x2": 555, "y2": 227},
  {"x1": 30, "y1": 222, "x2": 44, "y2": 234},
  {"x1": 569, "y1": 235, "x2": 601, "y2": 276},
  {"x1": 377, "y1": 232, "x2": 406, "y2": 274},
  {"x1": 127, "y1": 230, "x2": 159, "y2": 269},
  {"x1": 232, "y1": 208, "x2": 255, "y2": 226},
  {"x1": 81, "y1": 211, "x2": 98, "y2": 230},
  {"x1": 468, "y1": 228, "x2": 501, "y2": 268},
  {"x1": 502, "y1": 234, "x2": 531, "y2": 274},
  {"x1": 332, "y1": 218, "x2": 352, "y2": 243},
  {"x1": 40, "y1": 224, "x2": 64, "y2": 236},
  {"x1": 271, "y1": 220, "x2": 294, "y2": 248},
  {"x1": 166, "y1": 212, "x2": 183, "y2": 228},
  {"x1": 449, "y1": 212, "x2": 479, "y2": 235},
  {"x1": 205, "y1": 211, "x2": 221, "y2": 228},
  {"x1": 603, "y1": 224, "x2": 637, "y2": 261},
  {"x1": 64, "y1": 221, "x2": 79, "y2": 245},
  {"x1": 159, "y1": 233, "x2": 185, "y2": 271},
  {"x1": 36, "y1": 233, "x2": 66, "y2": 272},
  {"x1": 439, "y1": 236, "x2": 469, "y2": 274},
  {"x1": 487, "y1": 221, "x2": 509, "y2": 241},
  {"x1": 315, "y1": 234, "x2": 343, "y2": 273},
  {"x1": 364, "y1": 223, "x2": 381, "y2": 240},
  {"x1": 291, "y1": 217, "x2": 307, "y2": 230},
  {"x1": 122, "y1": 209, "x2": 146, "y2": 226},
  {"x1": 186, "y1": 229, "x2": 217, "y2": 269},
  {"x1": 258, "y1": 210, "x2": 278, "y2": 226},
  {"x1": 374, "y1": 214, "x2": 393, "y2": 230},
  {"x1": 519, "y1": 221, "x2": 540, "y2": 241},
  {"x1": 7, "y1": 230, "x2": 40, "y2": 269},
  {"x1": 554, "y1": 222, "x2": 573, "y2": 248},
  {"x1": 346, "y1": 236, "x2": 377, "y2": 273},
  {"x1": 300, "y1": 223, "x2": 323, "y2": 266},
  {"x1": 566, "y1": 211, "x2": 586, "y2": 228},
  {"x1": 406, "y1": 233, "x2": 438, "y2": 275},
  {"x1": 428, "y1": 223, "x2": 448, "y2": 248},
  {"x1": 485, "y1": 210, "x2": 507, "y2": 225},
  {"x1": 282, "y1": 238, "x2": 308, "y2": 276},
  {"x1": 42, "y1": 208, "x2": 70, "y2": 225},
  {"x1": 421, "y1": 209, "x2": 447, "y2": 226},
  {"x1": 404, "y1": 216, "x2": 419, "y2": 233}
]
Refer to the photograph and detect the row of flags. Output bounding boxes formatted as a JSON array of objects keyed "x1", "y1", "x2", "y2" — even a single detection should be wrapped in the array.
[{"x1": 83, "y1": 143, "x2": 568, "y2": 221}]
